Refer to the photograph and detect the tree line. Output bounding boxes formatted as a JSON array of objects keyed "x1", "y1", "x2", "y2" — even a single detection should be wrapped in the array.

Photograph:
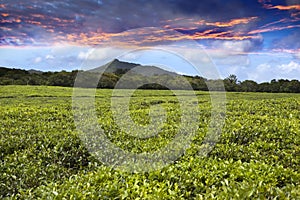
[
  {"x1": 223, "y1": 74, "x2": 300, "y2": 93},
  {"x1": 0, "y1": 67, "x2": 300, "y2": 93}
]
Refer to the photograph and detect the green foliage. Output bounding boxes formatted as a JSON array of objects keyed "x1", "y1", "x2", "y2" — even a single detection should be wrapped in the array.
[
  {"x1": 1, "y1": 66, "x2": 300, "y2": 93},
  {"x1": 0, "y1": 86, "x2": 299, "y2": 199}
]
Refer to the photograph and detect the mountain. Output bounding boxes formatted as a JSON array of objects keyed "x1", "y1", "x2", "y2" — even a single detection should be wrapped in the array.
[
  {"x1": 28, "y1": 69, "x2": 43, "y2": 74},
  {"x1": 89, "y1": 59, "x2": 178, "y2": 76}
]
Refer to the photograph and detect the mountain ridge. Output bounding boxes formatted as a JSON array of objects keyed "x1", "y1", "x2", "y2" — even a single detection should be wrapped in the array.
[{"x1": 90, "y1": 59, "x2": 178, "y2": 76}]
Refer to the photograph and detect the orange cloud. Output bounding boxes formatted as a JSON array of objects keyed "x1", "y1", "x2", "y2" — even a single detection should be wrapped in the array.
[
  {"x1": 0, "y1": 12, "x2": 261, "y2": 47},
  {"x1": 56, "y1": 27, "x2": 260, "y2": 47},
  {"x1": 268, "y1": 5, "x2": 300, "y2": 10},
  {"x1": 160, "y1": 17, "x2": 185, "y2": 23},
  {"x1": 1, "y1": 13, "x2": 9, "y2": 17},
  {"x1": 0, "y1": 24, "x2": 260, "y2": 47},
  {"x1": 206, "y1": 17, "x2": 258, "y2": 27},
  {"x1": 31, "y1": 14, "x2": 46, "y2": 19},
  {"x1": 0, "y1": 18, "x2": 21, "y2": 23},
  {"x1": 0, "y1": 26, "x2": 12, "y2": 31},
  {"x1": 162, "y1": 17, "x2": 257, "y2": 29},
  {"x1": 27, "y1": 20, "x2": 41, "y2": 25},
  {"x1": 248, "y1": 24, "x2": 300, "y2": 34},
  {"x1": 52, "y1": 17, "x2": 75, "y2": 24}
]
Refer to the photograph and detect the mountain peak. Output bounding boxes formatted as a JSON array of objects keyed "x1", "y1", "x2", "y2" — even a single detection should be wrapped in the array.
[
  {"x1": 89, "y1": 59, "x2": 177, "y2": 76},
  {"x1": 111, "y1": 58, "x2": 120, "y2": 63}
]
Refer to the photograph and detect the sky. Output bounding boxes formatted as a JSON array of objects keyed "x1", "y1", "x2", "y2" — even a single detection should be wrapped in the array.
[{"x1": 0, "y1": 0, "x2": 300, "y2": 82}]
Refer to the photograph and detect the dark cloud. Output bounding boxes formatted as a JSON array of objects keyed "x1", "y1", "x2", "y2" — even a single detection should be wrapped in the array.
[
  {"x1": 168, "y1": 0, "x2": 261, "y2": 19},
  {"x1": 0, "y1": 0, "x2": 299, "y2": 52}
]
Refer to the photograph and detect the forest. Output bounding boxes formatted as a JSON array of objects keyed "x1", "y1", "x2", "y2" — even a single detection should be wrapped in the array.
[{"x1": 1, "y1": 67, "x2": 300, "y2": 93}]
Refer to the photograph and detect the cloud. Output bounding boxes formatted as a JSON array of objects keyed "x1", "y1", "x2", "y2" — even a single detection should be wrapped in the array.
[
  {"x1": 210, "y1": 35, "x2": 263, "y2": 52},
  {"x1": 213, "y1": 53, "x2": 250, "y2": 66},
  {"x1": 76, "y1": 47, "x2": 131, "y2": 70},
  {"x1": 278, "y1": 60, "x2": 300, "y2": 72},
  {"x1": 0, "y1": 0, "x2": 271, "y2": 46},
  {"x1": 45, "y1": 54, "x2": 54, "y2": 59},
  {"x1": 245, "y1": 61, "x2": 300, "y2": 82},
  {"x1": 272, "y1": 31, "x2": 300, "y2": 50},
  {"x1": 259, "y1": 0, "x2": 300, "y2": 20},
  {"x1": 120, "y1": 53, "x2": 141, "y2": 60},
  {"x1": 267, "y1": 4, "x2": 300, "y2": 11},
  {"x1": 295, "y1": 51, "x2": 300, "y2": 59},
  {"x1": 271, "y1": 48, "x2": 300, "y2": 60},
  {"x1": 163, "y1": 16, "x2": 258, "y2": 29},
  {"x1": 247, "y1": 63, "x2": 272, "y2": 82},
  {"x1": 205, "y1": 17, "x2": 258, "y2": 27},
  {"x1": 78, "y1": 50, "x2": 93, "y2": 60},
  {"x1": 248, "y1": 24, "x2": 300, "y2": 34},
  {"x1": 81, "y1": 47, "x2": 126, "y2": 61},
  {"x1": 34, "y1": 57, "x2": 42, "y2": 63}
]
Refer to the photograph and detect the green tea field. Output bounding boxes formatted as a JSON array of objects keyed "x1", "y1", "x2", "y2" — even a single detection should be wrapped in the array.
[{"x1": 0, "y1": 85, "x2": 299, "y2": 199}]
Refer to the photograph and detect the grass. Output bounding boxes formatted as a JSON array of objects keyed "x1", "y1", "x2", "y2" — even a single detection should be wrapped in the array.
[{"x1": 0, "y1": 85, "x2": 299, "y2": 199}]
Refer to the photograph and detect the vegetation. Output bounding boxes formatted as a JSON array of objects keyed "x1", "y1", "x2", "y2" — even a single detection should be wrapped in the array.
[
  {"x1": 0, "y1": 85, "x2": 299, "y2": 199},
  {"x1": 1, "y1": 62, "x2": 300, "y2": 93},
  {"x1": 224, "y1": 74, "x2": 300, "y2": 93}
]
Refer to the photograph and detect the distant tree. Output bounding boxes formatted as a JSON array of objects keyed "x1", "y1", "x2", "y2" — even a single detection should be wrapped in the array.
[
  {"x1": 227, "y1": 74, "x2": 238, "y2": 84},
  {"x1": 257, "y1": 82, "x2": 271, "y2": 92},
  {"x1": 286, "y1": 80, "x2": 300, "y2": 93},
  {"x1": 224, "y1": 74, "x2": 239, "y2": 91},
  {"x1": 207, "y1": 79, "x2": 225, "y2": 91},
  {"x1": 98, "y1": 73, "x2": 119, "y2": 88},
  {"x1": 240, "y1": 80, "x2": 258, "y2": 92}
]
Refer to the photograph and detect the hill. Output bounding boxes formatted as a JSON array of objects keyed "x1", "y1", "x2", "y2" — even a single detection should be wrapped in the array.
[{"x1": 90, "y1": 59, "x2": 178, "y2": 76}]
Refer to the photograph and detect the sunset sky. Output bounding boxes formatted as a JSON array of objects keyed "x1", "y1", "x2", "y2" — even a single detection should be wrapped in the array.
[{"x1": 0, "y1": 0, "x2": 300, "y2": 82}]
